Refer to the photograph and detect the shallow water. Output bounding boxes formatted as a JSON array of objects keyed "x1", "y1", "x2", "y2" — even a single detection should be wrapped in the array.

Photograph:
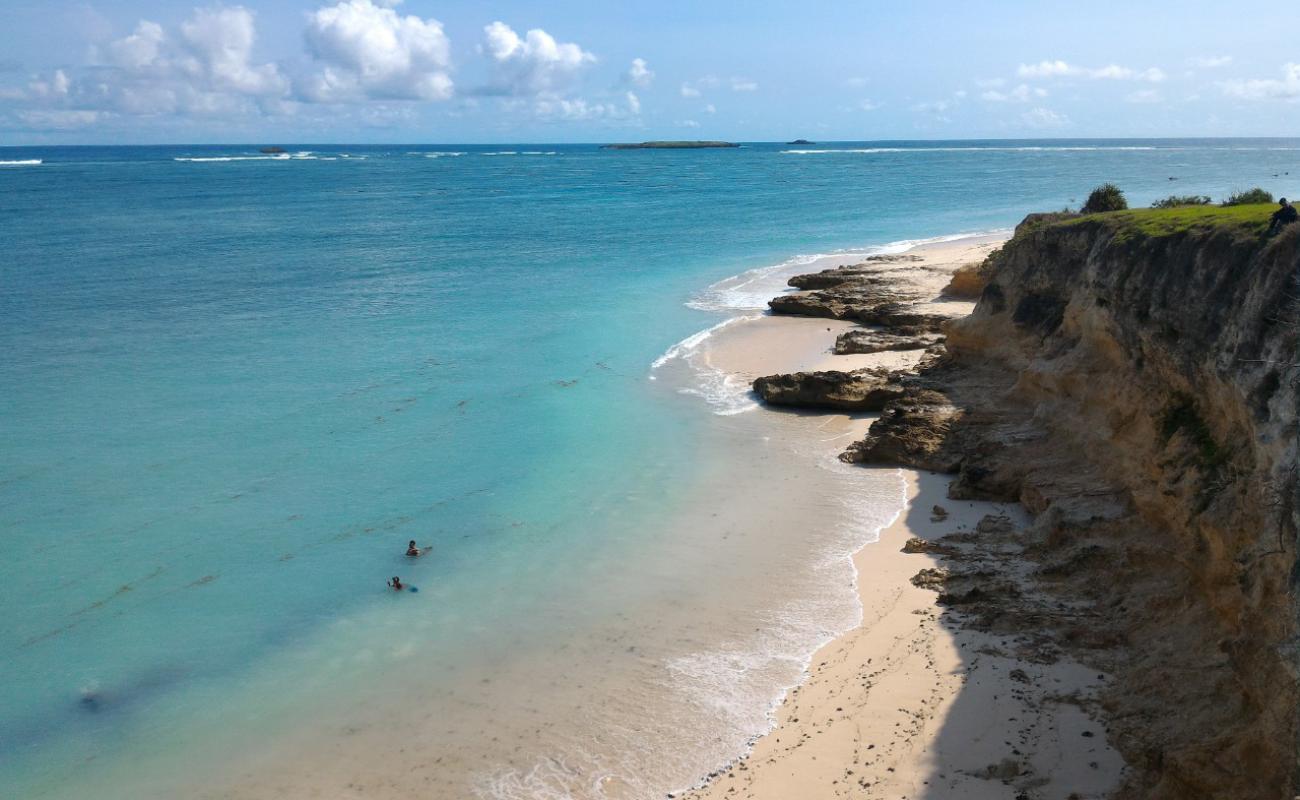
[{"x1": 2, "y1": 140, "x2": 1298, "y2": 798}]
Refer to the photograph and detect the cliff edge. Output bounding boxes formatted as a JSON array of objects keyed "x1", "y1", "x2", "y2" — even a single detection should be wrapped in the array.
[{"x1": 846, "y1": 206, "x2": 1298, "y2": 798}]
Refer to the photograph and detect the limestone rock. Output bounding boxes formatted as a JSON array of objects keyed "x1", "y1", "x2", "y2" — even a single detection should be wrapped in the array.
[{"x1": 752, "y1": 368, "x2": 904, "y2": 412}]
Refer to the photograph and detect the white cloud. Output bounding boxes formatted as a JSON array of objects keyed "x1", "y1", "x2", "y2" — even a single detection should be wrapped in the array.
[
  {"x1": 858, "y1": 99, "x2": 879, "y2": 111},
  {"x1": 481, "y1": 21, "x2": 594, "y2": 95},
  {"x1": 1219, "y1": 63, "x2": 1300, "y2": 101},
  {"x1": 981, "y1": 83, "x2": 1047, "y2": 103},
  {"x1": 678, "y1": 118, "x2": 700, "y2": 128},
  {"x1": 974, "y1": 77, "x2": 1006, "y2": 89},
  {"x1": 1021, "y1": 107, "x2": 1070, "y2": 128},
  {"x1": 1125, "y1": 89, "x2": 1163, "y2": 104},
  {"x1": 1018, "y1": 60, "x2": 1074, "y2": 78},
  {"x1": 680, "y1": 75, "x2": 756, "y2": 98},
  {"x1": 531, "y1": 90, "x2": 640, "y2": 121},
  {"x1": 16, "y1": 109, "x2": 104, "y2": 129},
  {"x1": 181, "y1": 6, "x2": 287, "y2": 96},
  {"x1": 1189, "y1": 55, "x2": 1232, "y2": 69},
  {"x1": 27, "y1": 70, "x2": 70, "y2": 99},
  {"x1": 107, "y1": 21, "x2": 165, "y2": 71},
  {"x1": 11, "y1": 6, "x2": 289, "y2": 124},
  {"x1": 704, "y1": 103, "x2": 716, "y2": 113},
  {"x1": 302, "y1": 0, "x2": 452, "y2": 102},
  {"x1": 1017, "y1": 60, "x2": 1164, "y2": 82},
  {"x1": 626, "y1": 57, "x2": 653, "y2": 87}
]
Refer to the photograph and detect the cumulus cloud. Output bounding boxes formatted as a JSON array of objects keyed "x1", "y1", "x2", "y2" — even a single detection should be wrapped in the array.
[
  {"x1": 1021, "y1": 107, "x2": 1070, "y2": 128},
  {"x1": 107, "y1": 21, "x2": 165, "y2": 71},
  {"x1": 180, "y1": 6, "x2": 287, "y2": 96},
  {"x1": 532, "y1": 90, "x2": 639, "y2": 121},
  {"x1": 301, "y1": 0, "x2": 452, "y2": 102},
  {"x1": 1125, "y1": 89, "x2": 1163, "y2": 104},
  {"x1": 625, "y1": 57, "x2": 653, "y2": 87},
  {"x1": 1018, "y1": 60, "x2": 1164, "y2": 82},
  {"x1": 10, "y1": 5, "x2": 288, "y2": 122},
  {"x1": 17, "y1": 109, "x2": 104, "y2": 129},
  {"x1": 981, "y1": 83, "x2": 1047, "y2": 103},
  {"x1": 481, "y1": 21, "x2": 594, "y2": 95},
  {"x1": 1219, "y1": 63, "x2": 1300, "y2": 101},
  {"x1": 679, "y1": 75, "x2": 757, "y2": 98}
]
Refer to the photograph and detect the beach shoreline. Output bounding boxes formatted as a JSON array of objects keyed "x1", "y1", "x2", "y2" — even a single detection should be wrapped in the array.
[{"x1": 677, "y1": 231, "x2": 1126, "y2": 799}]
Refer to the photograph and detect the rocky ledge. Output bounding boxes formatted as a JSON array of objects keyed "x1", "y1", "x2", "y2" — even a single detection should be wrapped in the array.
[{"x1": 750, "y1": 249, "x2": 976, "y2": 409}]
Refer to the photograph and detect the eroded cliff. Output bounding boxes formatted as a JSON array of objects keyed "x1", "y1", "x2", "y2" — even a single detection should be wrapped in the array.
[{"x1": 849, "y1": 208, "x2": 1299, "y2": 798}]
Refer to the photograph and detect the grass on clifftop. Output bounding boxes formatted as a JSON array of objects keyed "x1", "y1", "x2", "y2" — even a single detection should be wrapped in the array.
[{"x1": 1058, "y1": 203, "x2": 1275, "y2": 240}]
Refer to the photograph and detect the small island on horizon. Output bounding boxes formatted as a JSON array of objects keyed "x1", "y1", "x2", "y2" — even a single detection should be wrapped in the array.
[
  {"x1": 787, "y1": 139, "x2": 815, "y2": 145},
  {"x1": 600, "y1": 141, "x2": 739, "y2": 150}
]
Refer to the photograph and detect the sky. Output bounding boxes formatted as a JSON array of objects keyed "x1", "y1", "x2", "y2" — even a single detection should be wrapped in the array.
[{"x1": 1, "y1": 0, "x2": 1298, "y2": 144}]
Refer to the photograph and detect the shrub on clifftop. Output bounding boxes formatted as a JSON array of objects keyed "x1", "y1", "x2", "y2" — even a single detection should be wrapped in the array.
[
  {"x1": 1222, "y1": 187, "x2": 1274, "y2": 206},
  {"x1": 1152, "y1": 195, "x2": 1212, "y2": 209},
  {"x1": 1082, "y1": 183, "x2": 1128, "y2": 214}
]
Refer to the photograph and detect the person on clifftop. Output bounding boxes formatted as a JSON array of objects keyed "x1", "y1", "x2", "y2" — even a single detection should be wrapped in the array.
[{"x1": 1268, "y1": 197, "x2": 1298, "y2": 235}]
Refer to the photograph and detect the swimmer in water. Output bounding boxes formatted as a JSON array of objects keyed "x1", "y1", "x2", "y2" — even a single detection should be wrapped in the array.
[
  {"x1": 389, "y1": 576, "x2": 404, "y2": 590},
  {"x1": 406, "y1": 540, "x2": 420, "y2": 557}
]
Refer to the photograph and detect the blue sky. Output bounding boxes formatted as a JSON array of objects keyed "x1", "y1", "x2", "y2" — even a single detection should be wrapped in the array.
[{"x1": 2, "y1": 0, "x2": 1298, "y2": 143}]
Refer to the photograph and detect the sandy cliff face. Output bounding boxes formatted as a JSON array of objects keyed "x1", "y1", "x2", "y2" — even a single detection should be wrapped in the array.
[{"x1": 908, "y1": 215, "x2": 1300, "y2": 798}]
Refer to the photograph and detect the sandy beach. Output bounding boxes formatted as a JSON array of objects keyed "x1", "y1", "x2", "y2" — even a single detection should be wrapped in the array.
[{"x1": 682, "y1": 233, "x2": 1127, "y2": 799}]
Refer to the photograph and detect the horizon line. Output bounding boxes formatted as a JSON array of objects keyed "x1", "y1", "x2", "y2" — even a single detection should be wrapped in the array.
[{"x1": 5, "y1": 135, "x2": 1300, "y2": 149}]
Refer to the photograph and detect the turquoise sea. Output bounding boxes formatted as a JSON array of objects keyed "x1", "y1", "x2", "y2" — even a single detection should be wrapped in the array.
[{"x1": 2, "y1": 140, "x2": 1298, "y2": 798}]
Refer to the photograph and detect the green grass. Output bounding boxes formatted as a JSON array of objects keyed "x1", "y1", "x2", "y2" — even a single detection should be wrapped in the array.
[{"x1": 1055, "y1": 203, "x2": 1274, "y2": 240}]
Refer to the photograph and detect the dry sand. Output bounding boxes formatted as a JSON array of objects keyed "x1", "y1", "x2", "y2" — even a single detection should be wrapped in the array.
[{"x1": 683, "y1": 233, "x2": 1126, "y2": 800}]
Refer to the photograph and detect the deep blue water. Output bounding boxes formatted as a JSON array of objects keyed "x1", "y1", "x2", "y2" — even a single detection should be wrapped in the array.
[{"x1": 2, "y1": 139, "x2": 1298, "y2": 797}]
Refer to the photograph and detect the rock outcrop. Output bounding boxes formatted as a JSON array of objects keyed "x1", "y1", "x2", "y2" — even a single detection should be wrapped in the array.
[
  {"x1": 751, "y1": 368, "x2": 904, "y2": 411},
  {"x1": 846, "y1": 209, "x2": 1300, "y2": 799},
  {"x1": 832, "y1": 329, "x2": 943, "y2": 354}
]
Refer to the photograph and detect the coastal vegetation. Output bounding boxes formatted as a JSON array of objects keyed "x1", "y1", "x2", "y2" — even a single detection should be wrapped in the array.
[
  {"x1": 1151, "y1": 194, "x2": 1213, "y2": 208},
  {"x1": 1062, "y1": 202, "x2": 1276, "y2": 239},
  {"x1": 1223, "y1": 187, "x2": 1275, "y2": 206},
  {"x1": 1081, "y1": 182, "x2": 1128, "y2": 213}
]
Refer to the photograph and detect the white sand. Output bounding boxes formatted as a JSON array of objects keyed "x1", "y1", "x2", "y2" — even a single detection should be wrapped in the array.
[{"x1": 682, "y1": 233, "x2": 1125, "y2": 800}]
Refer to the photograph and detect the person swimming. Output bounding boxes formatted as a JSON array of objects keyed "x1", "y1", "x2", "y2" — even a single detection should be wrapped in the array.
[
  {"x1": 406, "y1": 540, "x2": 420, "y2": 557},
  {"x1": 389, "y1": 576, "x2": 404, "y2": 590}
]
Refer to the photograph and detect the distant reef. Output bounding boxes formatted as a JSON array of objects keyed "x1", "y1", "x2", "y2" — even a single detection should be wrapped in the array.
[
  {"x1": 600, "y1": 141, "x2": 739, "y2": 150},
  {"x1": 787, "y1": 139, "x2": 814, "y2": 145}
]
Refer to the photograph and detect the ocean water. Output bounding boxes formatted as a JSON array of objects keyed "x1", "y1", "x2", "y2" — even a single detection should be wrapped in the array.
[{"x1": 2, "y1": 139, "x2": 1298, "y2": 799}]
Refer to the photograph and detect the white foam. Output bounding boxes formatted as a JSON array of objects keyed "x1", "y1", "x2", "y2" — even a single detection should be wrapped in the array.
[
  {"x1": 426, "y1": 152, "x2": 467, "y2": 158},
  {"x1": 174, "y1": 154, "x2": 291, "y2": 162},
  {"x1": 0, "y1": 159, "x2": 42, "y2": 166},
  {"x1": 649, "y1": 315, "x2": 762, "y2": 416},
  {"x1": 481, "y1": 151, "x2": 518, "y2": 156},
  {"x1": 660, "y1": 466, "x2": 907, "y2": 795},
  {"x1": 687, "y1": 230, "x2": 1007, "y2": 314}
]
